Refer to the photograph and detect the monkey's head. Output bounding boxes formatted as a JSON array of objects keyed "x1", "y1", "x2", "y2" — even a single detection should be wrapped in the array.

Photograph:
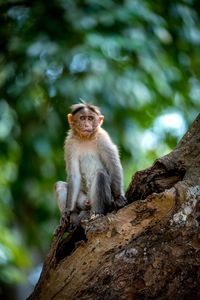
[{"x1": 67, "y1": 103, "x2": 104, "y2": 138}]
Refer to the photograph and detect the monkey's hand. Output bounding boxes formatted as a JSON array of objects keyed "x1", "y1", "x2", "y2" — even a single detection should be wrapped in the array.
[
  {"x1": 53, "y1": 209, "x2": 70, "y2": 236},
  {"x1": 61, "y1": 208, "x2": 71, "y2": 226},
  {"x1": 115, "y1": 195, "x2": 127, "y2": 210},
  {"x1": 61, "y1": 209, "x2": 79, "y2": 232}
]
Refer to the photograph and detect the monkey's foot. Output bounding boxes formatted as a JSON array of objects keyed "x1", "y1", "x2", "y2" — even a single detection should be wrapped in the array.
[
  {"x1": 53, "y1": 220, "x2": 68, "y2": 236},
  {"x1": 90, "y1": 212, "x2": 104, "y2": 221},
  {"x1": 53, "y1": 209, "x2": 70, "y2": 236},
  {"x1": 79, "y1": 210, "x2": 92, "y2": 223},
  {"x1": 53, "y1": 225, "x2": 61, "y2": 236},
  {"x1": 80, "y1": 211, "x2": 104, "y2": 225},
  {"x1": 115, "y1": 195, "x2": 127, "y2": 209},
  {"x1": 61, "y1": 209, "x2": 70, "y2": 224}
]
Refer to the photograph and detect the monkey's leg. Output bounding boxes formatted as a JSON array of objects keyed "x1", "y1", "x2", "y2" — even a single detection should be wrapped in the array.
[
  {"x1": 54, "y1": 181, "x2": 80, "y2": 228},
  {"x1": 90, "y1": 170, "x2": 114, "y2": 214},
  {"x1": 54, "y1": 181, "x2": 67, "y2": 213}
]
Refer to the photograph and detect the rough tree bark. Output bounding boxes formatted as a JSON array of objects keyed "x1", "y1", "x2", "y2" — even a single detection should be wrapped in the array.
[{"x1": 28, "y1": 114, "x2": 200, "y2": 300}]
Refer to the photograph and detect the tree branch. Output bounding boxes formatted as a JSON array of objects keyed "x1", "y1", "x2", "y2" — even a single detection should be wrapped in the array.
[{"x1": 28, "y1": 114, "x2": 200, "y2": 300}]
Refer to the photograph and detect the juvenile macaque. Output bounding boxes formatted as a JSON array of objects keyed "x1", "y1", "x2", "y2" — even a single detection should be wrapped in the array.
[{"x1": 55, "y1": 103, "x2": 126, "y2": 224}]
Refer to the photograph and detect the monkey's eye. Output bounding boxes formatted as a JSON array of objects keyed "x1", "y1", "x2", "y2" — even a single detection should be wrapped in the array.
[
  {"x1": 88, "y1": 116, "x2": 94, "y2": 121},
  {"x1": 80, "y1": 116, "x2": 86, "y2": 121}
]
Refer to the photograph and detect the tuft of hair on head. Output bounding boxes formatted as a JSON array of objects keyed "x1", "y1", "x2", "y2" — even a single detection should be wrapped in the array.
[{"x1": 70, "y1": 101, "x2": 101, "y2": 116}]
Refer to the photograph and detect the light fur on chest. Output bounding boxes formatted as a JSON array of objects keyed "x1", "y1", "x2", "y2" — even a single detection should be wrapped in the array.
[{"x1": 76, "y1": 140, "x2": 103, "y2": 191}]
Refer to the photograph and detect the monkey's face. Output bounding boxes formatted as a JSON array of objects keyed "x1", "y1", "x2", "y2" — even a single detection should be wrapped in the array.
[{"x1": 69, "y1": 109, "x2": 103, "y2": 138}]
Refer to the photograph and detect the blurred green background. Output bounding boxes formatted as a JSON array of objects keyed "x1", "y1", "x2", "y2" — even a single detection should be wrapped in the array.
[{"x1": 0, "y1": 0, "x2": 199, "y2": 299}]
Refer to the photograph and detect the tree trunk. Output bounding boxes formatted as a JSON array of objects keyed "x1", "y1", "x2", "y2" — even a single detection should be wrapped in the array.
[{"x1": 28, "y1": 114, "x2": 200, "y2": 300}]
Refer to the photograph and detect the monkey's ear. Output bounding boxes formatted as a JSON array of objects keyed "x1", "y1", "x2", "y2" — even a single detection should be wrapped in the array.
[
  {"x1": 98, "y1": 115, "x2": 104, "y2": 126},
  {"x1": 67, "y1": 114, "x2": 73, "y2": 124}
]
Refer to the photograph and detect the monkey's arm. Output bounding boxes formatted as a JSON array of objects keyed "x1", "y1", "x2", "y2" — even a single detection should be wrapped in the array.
[
  {"x1": 65, "y1": 142, "x2": 81, "y2": 212},
  {"x1": 98, "y1": 132, "x2": 127, "y2": 208}
]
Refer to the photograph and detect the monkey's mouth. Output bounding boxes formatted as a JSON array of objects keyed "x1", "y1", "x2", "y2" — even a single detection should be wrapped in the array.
[{"x1": 82, "y1": 130, "x2": 92, "y2": 133}]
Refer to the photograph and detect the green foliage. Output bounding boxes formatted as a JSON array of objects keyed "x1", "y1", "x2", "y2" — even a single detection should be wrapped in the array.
[{"x1": 0, "y1": 0, "x2": 199, "y2": 284}]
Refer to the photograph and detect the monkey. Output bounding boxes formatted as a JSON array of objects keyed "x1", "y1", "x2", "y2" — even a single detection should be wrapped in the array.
[{"x1": 55, "y1": 103, "x2": 126, "y2": 224}]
